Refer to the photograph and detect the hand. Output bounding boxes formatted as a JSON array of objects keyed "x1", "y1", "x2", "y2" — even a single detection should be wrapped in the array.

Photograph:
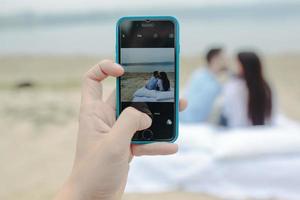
[{"x1": 55, "y1": 60, "x2": 187, "y2": 200}]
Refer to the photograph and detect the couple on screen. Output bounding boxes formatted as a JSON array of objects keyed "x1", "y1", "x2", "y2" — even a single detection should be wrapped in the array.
[{"x1": 145, "y1": 71, "x2": 170, "y2": 92}]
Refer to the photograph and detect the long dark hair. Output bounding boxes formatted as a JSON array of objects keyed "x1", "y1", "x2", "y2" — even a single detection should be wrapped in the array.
[
  {"x1": 159, "y1": 72, "x2": 170, "y2": 91},
  {"x1": 237, "y1": 52, "x2": 272, "y2": 125}
]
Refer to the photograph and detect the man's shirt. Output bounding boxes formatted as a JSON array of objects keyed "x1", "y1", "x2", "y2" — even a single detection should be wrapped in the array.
[{"x1": 180, "y1": 68, "x2": 221, "y2": 123}]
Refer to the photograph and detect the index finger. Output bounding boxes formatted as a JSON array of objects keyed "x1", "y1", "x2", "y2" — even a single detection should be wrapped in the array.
[{"x1": 81, "y1": 60, "x2": 124, "y2": 104}]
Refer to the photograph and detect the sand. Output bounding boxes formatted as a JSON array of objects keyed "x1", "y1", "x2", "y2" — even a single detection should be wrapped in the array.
[{"x1": 0, "y1": 54, "x2": 299, "y2": 200}]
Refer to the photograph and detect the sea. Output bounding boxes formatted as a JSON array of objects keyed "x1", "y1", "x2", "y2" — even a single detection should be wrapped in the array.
[{"x1": 1, "y1": 2, "x2": 300, "y2": 56}]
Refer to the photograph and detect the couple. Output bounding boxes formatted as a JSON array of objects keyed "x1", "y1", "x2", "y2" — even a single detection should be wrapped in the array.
[
  {"x1": 181, "y1": 48, "x2": 274, "y2": 127},
  {"x1": 145, "y1": 71, "x2": 170, "y2": 91}
]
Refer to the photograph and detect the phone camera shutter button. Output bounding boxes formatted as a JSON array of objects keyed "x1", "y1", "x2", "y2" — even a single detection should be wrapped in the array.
[{"x1": 141, "y1": 129, "x2": 153, "y2": 140}]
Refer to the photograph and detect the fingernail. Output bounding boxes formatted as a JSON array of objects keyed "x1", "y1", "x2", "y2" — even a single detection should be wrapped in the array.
[{"x1": 114, "y1": 63, "x2": 124, "y2": 70}]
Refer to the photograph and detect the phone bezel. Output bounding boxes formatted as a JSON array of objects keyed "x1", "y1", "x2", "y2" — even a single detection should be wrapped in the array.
[{"x1": 115, "y1": 16, "x2": 180, "y2": 144}]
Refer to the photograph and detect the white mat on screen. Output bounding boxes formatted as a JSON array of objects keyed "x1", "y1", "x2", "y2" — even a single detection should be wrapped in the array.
[{"x1": 133, "y1": 87, "x2": 174, "y2": 102}]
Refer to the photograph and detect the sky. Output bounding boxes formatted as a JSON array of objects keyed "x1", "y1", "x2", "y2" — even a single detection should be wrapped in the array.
[{"x1": 1, "y1": 0, "x2": 298, "y2": 15}]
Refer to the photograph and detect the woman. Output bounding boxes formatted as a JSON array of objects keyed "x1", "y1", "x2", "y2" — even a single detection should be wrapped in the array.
[
  {"x1": 157, "y1": 71, "x2": 171, "y2": 91},
  {"x1": 221, "y1": 52, "x2": 273, "y2": 127}
]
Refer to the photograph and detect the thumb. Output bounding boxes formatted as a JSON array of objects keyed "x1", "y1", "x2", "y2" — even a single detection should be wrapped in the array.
[{"x1": 110, "y1": 107, "x2": 152, "y2": 144}]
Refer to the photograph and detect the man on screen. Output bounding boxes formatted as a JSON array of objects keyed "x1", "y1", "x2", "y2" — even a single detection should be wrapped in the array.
[{"x1": 145, "y1": 71, "x2": 159, "y2": 90}]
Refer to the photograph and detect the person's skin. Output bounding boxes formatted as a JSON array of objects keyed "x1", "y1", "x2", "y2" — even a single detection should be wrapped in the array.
[
  {"x1": 236, "y1": 59, "x2": 244, "y2": 76},
  {"x1": 55, "y1": 60, "x2": 187, "y2": 200},
  {"x1": 208, "y1": 52, "x2": 228, "y2": 75}
]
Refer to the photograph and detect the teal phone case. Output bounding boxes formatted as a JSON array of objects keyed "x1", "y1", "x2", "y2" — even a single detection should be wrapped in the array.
[{"x1": 115, "y1": 16, "x2": 180, "y2": 144}]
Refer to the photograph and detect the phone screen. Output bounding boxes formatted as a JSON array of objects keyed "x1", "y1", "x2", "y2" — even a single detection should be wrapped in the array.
[{"x1": 117, "y1": 19, "x2": 177, "y2": 142}]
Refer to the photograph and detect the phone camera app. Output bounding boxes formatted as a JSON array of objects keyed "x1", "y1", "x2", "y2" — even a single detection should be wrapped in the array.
[{"x1": 120, "y1": 48, "x2": 175, "y2": 103}]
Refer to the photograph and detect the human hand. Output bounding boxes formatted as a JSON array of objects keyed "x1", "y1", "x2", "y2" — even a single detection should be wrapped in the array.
[{"x1": 55, "y1": 60, "x2": 187, "y2": 200}]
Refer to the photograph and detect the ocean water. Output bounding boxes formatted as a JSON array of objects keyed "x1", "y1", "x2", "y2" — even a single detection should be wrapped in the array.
[
  {"x1": 1, "y1": 4, "x2": 300, "y2": 56},
  {"x1": 123, "y1": 64, "x2": 174, "y2": 73}
]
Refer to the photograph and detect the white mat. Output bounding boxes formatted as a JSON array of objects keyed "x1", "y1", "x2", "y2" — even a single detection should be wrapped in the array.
[{"x1": 126, "y1": 116, "x2": 300, "y2": 200}]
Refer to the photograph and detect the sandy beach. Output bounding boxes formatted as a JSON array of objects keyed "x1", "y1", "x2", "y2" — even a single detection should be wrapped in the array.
[{"x1": 0, "y1": 54, "x2": 299, "y2": 200}]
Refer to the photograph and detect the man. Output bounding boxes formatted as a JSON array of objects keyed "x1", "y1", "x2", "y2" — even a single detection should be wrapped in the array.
[
  {"x1": 180, "y1": 48, "x2": 227, "y2": 123},
  {"x1": 145, "y1": 71, "x2": 159, "y2": 90}
]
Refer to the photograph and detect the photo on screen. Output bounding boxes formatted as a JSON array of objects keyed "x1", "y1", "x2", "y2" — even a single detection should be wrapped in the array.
[{"x1": 120, "y1": 48, "x2": 175, "y2": 102}]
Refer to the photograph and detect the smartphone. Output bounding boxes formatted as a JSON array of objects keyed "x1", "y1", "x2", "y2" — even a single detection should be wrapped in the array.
[{"x1": 116, "y1": 16, "x2": 179, "y2": 143}]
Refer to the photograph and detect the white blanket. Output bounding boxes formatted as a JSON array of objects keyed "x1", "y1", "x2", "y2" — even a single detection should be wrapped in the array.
[
  {"x1": 133, "y1": 87, "x2": 174, "y2": 102},
  {"x1": 126, "y1": 116, "x2": 300, "y2": 200}
]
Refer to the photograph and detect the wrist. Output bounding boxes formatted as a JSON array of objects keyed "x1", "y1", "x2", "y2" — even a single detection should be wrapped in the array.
[
  {"x1": 55, "y1": 175, "x2": 122, "y2": 200},
  {"x1": 54, "y1": 177, "x2": 81, "y2": 200}
]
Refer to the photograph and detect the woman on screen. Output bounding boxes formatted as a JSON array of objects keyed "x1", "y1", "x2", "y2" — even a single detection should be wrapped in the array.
[{"x1": 157, "y1": 71, "x2": 170, "y2": 91}]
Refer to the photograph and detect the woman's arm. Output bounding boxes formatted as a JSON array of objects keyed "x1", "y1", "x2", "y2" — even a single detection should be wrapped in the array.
[{"x1": 156, "y1": 79, "x2": 163, "y2": 91}]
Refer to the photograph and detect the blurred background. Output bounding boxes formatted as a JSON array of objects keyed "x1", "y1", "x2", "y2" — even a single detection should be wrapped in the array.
[{"x1": 0, "y1": 0, "x2": 300, "y2": 200}]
